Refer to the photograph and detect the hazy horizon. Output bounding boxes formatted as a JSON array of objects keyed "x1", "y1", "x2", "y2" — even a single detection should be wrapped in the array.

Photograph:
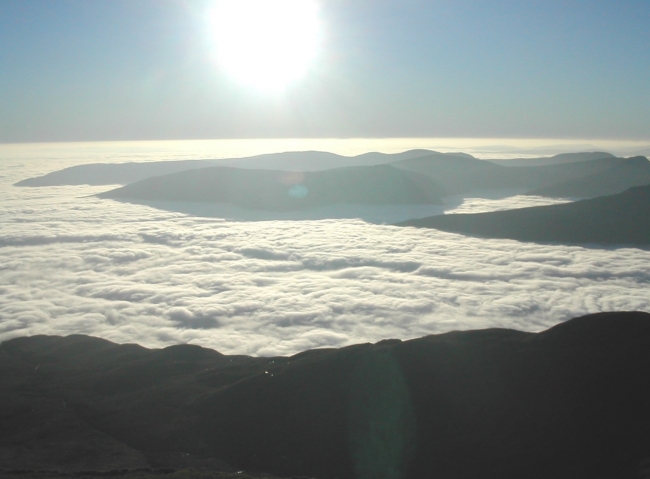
[{"x1": 2, "y1": 137, "x2": 650, "y2": 163}]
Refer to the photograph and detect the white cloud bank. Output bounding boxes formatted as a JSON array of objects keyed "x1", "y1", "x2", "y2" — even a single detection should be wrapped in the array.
[{"x1": 1, "y1": 156, "x2": 649, "y2": 356}]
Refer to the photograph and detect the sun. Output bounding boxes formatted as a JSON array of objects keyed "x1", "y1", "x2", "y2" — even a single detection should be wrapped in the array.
[{"x1": 209, "y1": 0, "x2": 321, "y2": 91}]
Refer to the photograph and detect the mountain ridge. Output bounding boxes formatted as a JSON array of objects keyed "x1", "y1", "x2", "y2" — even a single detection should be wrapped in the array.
[
  {"x1": 396, "y1": 184, "x2": 650, "y2": 246},
  {"x1": 14, "y1": 150, "x2": 443, "y2": 187},
  {"x1": 487, "y1": 151, "x2": 615, "y2": 167},
  {"x1": 391, "y1": 153, "x2": 628, "y2": 196},
  {"x1": 528, "y1": 156, "x2": 650, "y2": 198},
  {"x1": 96, "y1": 164, "x2": 445, "y2": 211},
  {"x1": 2, "y1": 311, "x2": 650, "y2": 478}
]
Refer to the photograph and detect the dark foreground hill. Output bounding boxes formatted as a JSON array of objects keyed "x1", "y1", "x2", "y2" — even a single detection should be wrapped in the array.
[
  {"x1": 0, "y1": 470, "x2": 283, "y2": 479},
  {"x1": 397, "y1": 184, "x2": 650, "y2": 246},
  {"x1": 96, "y1": 164, "x2": 444, "y2": 211},
  {"x1": 2, "y1": 312, "x2": 650, "y2": 479}
]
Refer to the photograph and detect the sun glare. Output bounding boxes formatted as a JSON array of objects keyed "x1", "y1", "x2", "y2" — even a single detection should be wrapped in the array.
[{"x1": 209, "y1": 0, "x2": 321, "y2": 91}]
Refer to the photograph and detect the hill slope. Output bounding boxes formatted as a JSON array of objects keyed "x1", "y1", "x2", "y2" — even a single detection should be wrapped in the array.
[
  {"x1": 97, "y1": 164, "x2": 445, "y2": 211},
  {"x1": 15, "y1": 150, "x2": 439, "y2": 187},
  {"x1": 487, "y1": 151, "x2": 615, "y2": 167},
  {"x1": 397, "y1": 184, "x2": 650, "y2": 246},
  {"x1": 529, "y1": 156, "x2": 650, "y2": 198},
  {"x1": 19, "y1": 150, "x2": 650, "y2": 206},
  {"x1": 2, "y1": 312, "x2": 650, "y2": 478},
  {"x1": 391, "y1": 154, "x2": 628, "y2": 196}
]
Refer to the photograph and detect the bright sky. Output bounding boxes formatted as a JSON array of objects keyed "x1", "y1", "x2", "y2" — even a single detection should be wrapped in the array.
[{"x1": 1, "y1": 0, "x2": 649, "y2": 142}]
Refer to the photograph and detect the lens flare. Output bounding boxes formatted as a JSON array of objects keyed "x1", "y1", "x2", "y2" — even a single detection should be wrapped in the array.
[{"x1": 288, "y1": 184, "x2": 309, "y2": 198}]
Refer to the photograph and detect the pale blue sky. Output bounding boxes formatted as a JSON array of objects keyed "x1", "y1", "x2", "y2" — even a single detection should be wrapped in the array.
[{"x1": 1, "y1": 0, "x2": 649, "y2": 142}]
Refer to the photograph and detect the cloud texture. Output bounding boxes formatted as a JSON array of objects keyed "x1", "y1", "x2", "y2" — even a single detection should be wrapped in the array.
[{"x1": 1, "y1": 156, "x2": 649, "y2": 356}]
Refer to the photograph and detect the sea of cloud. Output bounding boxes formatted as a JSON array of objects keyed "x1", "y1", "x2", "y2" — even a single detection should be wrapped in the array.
[{"x1": 1, "y1": 149, "x2": 649, "y2": 356}]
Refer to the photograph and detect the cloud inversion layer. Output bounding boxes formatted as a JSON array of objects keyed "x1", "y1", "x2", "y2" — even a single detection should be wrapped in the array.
[{"x1": 1, "y1": 158, "x2": 649, "y2": 356}]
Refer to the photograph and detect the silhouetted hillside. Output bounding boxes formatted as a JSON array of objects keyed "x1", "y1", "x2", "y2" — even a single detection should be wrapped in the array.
[
  {"x1": 529, "y1": 156, "x2": 650, "y2": 198},
  {"x1": 397, "y1": 184, "x2": 650, "y2": 246},
  {"x1": 96, "y1": 165, "x2": 444, "y2": 210},
  {"x1": 0, "y1": 470, "x2": 283, "y2": 479},
  {"x1": 14, "y1": 160, "x2": 225, "y2": 187},
  {"x1": 487, "y1": 151, "x2": 615, "y2": 167},
  {"x1": 2, "y1": 312, "x2": 650, "y2": 478},
  {"x1": 15, "y1": 150, "x2": 438, "y2": 187},
  {"x1": 223, "y1": 149, "x2": 451, "y2": 171},
  {"x1": 391, "y1": 154, "x2": 628, "y2": 196},
  {"x1": 20, "y1": 150, "x2": 650, "y2": 207}
]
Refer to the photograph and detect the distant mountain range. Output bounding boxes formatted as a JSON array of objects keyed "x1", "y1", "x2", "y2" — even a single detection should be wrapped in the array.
[
  {"x1": 16, "y1": 150, "x2": 650, "y2": 240},
  {"x1": 390, "y1": 153, "x2": 641, "y2": 197},
  {"x1": 528, "y1": 156, "x2": 650, "y2": 198},
  {"x1": 14, "y1": 150, "x2": 445, "y2": 187},
  {"x1": 2, "y1": 311, "x2": 650, "y2": 478},
  {"x1": 96, "y1": 164, "x2": 444, "y2": 210},
  {"x1": 92, "y1": 153, "x2": 650, "y2": 216},
  {"x1": 16, "y1": 151, "x2": 642, "y2": 197},
  {"x1": 397, "y1": 184, "x2": 650, "y2": 246},
  {"x1": 486, "y1": 151, "x2": 615, "y2": 167}
]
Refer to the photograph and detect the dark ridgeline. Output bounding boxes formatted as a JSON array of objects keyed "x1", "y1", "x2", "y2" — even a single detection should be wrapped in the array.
[
  {"x1": 96, "y1": 165, "x2": 445, "y2": 210},
  {"x1": 397, "y1": 184, "x2": 650, "y2": 246},
  {"x1": 2, "y1": 312, "x2": 650, "y2": 478}
]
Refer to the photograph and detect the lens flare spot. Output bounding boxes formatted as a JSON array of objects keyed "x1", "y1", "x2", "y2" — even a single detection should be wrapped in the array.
[{"x1": 288, "y1": 184, "x2": 309, "y2": 198}]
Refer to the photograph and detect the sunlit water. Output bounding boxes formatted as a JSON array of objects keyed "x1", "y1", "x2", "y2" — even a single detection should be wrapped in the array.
[{"x1": 1, "y1": 139, "x2": 649, "y2": 356}]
